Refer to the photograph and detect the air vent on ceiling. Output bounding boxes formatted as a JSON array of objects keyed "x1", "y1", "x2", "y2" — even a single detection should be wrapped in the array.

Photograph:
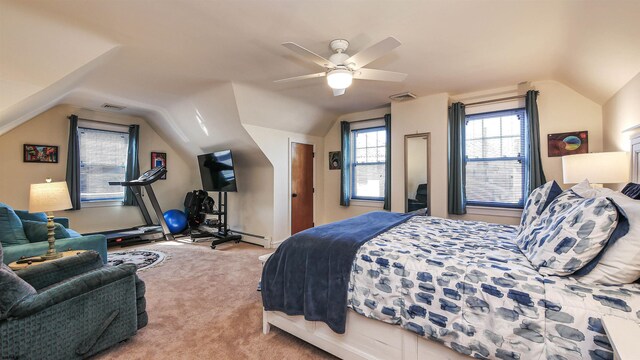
[
  {"x1": 101, "y1": 103, "x2": 126, "y2": 111},
  {"x1": 389, "y1": 92, "x2": 417, "y2": 102}
]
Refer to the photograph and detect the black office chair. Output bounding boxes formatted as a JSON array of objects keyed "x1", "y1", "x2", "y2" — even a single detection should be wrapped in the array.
[{"x1": 408, "y1": 183, "x2": 428, "y2": 212}]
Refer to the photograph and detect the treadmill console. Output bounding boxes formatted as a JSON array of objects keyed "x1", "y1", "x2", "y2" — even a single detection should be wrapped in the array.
[
  {"x1": 109, "y1": 166, "x2": 166, "y2": 186},
  {"x1": 139, "y1": 166, "x2": 166, "y2": 182}
]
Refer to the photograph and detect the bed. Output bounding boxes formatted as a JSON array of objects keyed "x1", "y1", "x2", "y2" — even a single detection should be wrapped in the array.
[{"x1": 262, "y1": 209, "x2": 640, "y2": 359}]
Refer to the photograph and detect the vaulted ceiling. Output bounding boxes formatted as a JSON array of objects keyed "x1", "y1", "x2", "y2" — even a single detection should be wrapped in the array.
[{"x1": 2, "y1": 0, "x2": 639, "y2": 145}]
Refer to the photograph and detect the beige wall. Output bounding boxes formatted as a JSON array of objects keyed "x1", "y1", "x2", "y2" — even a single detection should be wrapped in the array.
[
  {"x1": 603, "y1": 72, "x2": 640, "y2": 153},
  {"x1": 533, "y1": 80, "x2": 603, "y2": 188},
  {"x1": 243, "y1": 124, "x2": 324, "y2": 245},
  {"x1": 323, "y1": 107, "x2": 391, "y2": 224},
  {"x1": 322, "y1": 80, "x2": 604, "y2": 226},
  {"x1": 0, "y1": 104, "x2": 195, "y2": 233}
]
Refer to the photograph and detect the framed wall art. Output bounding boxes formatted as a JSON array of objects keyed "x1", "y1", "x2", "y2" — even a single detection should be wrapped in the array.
[
  {"x1": 151, "y1": 151, "x2": 167, "y2": 179},
  {"x1": 329, "y1": 151, "x2": 341, "y2": 170},
  {"x1": 548, "y1": 131, "x2": 588, "y2": 157},
  {"x1": 23, "y1": 144, "x2": 59, "y2": 163}
]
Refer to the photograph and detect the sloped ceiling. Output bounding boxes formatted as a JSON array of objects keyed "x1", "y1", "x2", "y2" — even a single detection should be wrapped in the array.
[{"x1": 1, "y1": 0, "x2": 640, "y2": 148}]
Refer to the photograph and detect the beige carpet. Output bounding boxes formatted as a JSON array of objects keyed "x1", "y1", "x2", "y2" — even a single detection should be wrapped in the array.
[{"x1": 95, "y1": 241, "x2": 336, "y2": 359}]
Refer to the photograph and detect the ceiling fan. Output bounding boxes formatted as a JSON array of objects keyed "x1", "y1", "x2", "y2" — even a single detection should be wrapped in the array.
[{"x1": 275, "y1": 37, "x2": 407, "y2": 96}]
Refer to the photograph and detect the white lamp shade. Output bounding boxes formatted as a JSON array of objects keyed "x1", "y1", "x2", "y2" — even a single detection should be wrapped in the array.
[
  {"x1": 562, "y1": 152, "x2": 630, "y2": 184},
  {"x1": 326, "y1": 69, "x2": 353, "y2": 89},
  {"x1": 29, "y1": 181, "x2": 72, "y2": 213}
]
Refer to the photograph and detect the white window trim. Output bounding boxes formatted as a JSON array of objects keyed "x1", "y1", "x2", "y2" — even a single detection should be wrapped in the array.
[
  {"x1": 466, "y1": 205, "x2": 522, "y2": 218},
  {"x1": 350, "y1": 199, "x2": 384, "y2": 208},
  {"x1": 350, "y1": 119, "x2": 387, "y2": 201},
  {"x1": 78, "y1": 120, "x2": 130, "y2": 205},
  {"x1": 80, "y1": 200, "x2": 125, "y2": 208}
]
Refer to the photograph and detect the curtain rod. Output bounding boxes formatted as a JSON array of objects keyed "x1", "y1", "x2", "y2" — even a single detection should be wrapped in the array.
[{"x1": 464, "y1": 94, "x2": 526, "y2": 107}]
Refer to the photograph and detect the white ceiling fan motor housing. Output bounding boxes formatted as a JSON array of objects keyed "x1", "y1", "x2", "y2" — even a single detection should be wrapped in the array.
[{"x1": 329, "y1": 52, "x2": 350, "y2": 67}]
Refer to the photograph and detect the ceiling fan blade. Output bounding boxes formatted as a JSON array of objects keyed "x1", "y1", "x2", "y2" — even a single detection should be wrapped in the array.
[
  {"x1": 282, "y1": 42, "x2": 334, "y2": 69},
  {"x1": 345, "y1": 37, "x2": 401, "y2": 69},
  {"x1": 353, "y1": 68, "x2": 407, "y2": 82},
  {"x1": 274, "y1": 72, "x2": 326, "y2": 83},
  {"x1": 333, "y1": 88, "x2": 346, "y2": 96}
]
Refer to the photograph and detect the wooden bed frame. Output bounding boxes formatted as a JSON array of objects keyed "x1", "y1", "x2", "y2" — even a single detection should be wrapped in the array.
[{"x1": 263, "y1": 309, "x2": 468, "y2": 360}]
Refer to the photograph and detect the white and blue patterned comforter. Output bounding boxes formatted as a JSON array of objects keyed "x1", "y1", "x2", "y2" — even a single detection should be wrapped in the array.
[{"x1": 348, "y1": 216, "x2": 640, "y2": 360}]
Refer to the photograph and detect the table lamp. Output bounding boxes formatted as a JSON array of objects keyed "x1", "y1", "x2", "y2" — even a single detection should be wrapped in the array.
[
  {"x1": 562, "y1": 151, "x2": 630, "y2": 187},
  {"x1": 29, "y1": 179, "x2": 72, "y2": 260}
]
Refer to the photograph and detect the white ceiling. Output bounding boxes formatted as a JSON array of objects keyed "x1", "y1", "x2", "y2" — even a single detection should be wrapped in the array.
[{"x1": 1, "y1": 0, "x2": 640, "y2": 136}]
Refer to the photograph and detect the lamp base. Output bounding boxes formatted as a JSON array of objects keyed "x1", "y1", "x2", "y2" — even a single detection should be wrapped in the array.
[
  {"x1": 41, "y1": 252, "x2": 63, "y2": 260},
  {"x1": 42, "y1": 212, "x2": 62, "y2": 260}
]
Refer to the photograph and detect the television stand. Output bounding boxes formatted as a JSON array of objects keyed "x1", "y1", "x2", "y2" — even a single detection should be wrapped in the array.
[
  {"x1": 211, "y1": 232, "x2": 242, "y2": 249},
  {"x1": 209, "y1": 191, "x2": 242, "y2": 249}
]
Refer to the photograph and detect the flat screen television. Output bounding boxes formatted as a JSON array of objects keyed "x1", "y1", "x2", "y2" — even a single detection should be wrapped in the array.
[{"x1": 197, "y1": 150, "x2": 238, "y2": 192}]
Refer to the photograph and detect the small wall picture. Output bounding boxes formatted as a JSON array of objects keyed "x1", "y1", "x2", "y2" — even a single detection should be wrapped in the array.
[
  {"x1": 151, "y1": 152, "x2": 167, "y2": 179},
  {"x1": 329, "y1": 151, "x2": 341, "y2": 170},
  {"x1": 23, "y1": 144, "x2": 58, "y2": 163},
  {"x1": 548, "y1": 131, "x2": 588, "y2": 157}
]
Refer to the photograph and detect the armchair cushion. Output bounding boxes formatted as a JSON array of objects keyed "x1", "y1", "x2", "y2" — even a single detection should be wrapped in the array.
[
  {"x1": 0, "y1": 244, "x2": 37, "y2": 320},
  {"x1": 16, "y1": 251, "x2": 103, "y2": 290},
  {"x1": 14, "y1": 210, "x2": 48, "y2": 223},
  {"x1": 0, "y1": 204, "x2": 28, "y2": 246},
  {"x1": 8, "y1": 263, "x2": 137, "y2": 319},
  {"x1": 0, "y1": 264, "x2": 37, "y2": 320},
  {"x1": 22, "y1": 219, "x2": 71, "y2": 243}
]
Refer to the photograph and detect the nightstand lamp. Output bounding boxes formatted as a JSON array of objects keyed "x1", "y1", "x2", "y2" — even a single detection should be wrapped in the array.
[
  {"x1": 562, "y1": 151, "x2": 630, "y2": 188},
  {"x1": 29, "y1": 179, "x2": 72, "y2": 260}
]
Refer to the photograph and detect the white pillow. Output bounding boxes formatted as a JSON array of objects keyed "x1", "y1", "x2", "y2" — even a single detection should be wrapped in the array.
[
  {"x1": 571, "y1": 181, "x2": 640, "y2": 284},
  {"x1": 516, "y1": 190, "x2": 619, "y2": 276}
]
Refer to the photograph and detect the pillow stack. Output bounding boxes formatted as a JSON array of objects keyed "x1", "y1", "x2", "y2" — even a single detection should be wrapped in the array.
[
  {"x1": 570, "y1": 181, "x2": 640, "y2": 285},
  {"x1": 516, "y1": 180, "x2": 637, "y2": 285}
]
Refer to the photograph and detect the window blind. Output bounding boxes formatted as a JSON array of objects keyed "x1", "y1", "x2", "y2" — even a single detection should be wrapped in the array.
[
  {"x1": 79, "y1": 127, "x2": 129, "y2": 202},
  {"x1": 465, "y1": 109, "x2": 526, "y2": 207}
]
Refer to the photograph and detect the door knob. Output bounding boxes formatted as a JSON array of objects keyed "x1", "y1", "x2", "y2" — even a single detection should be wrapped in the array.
[{"x1": 292, "y1": 193, "x2": 298, "y2": 198}]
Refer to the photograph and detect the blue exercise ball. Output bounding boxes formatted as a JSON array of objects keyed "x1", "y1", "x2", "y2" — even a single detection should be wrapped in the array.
[{"x1": 163, "y1": 209, "x2": 187, "y2": 234}]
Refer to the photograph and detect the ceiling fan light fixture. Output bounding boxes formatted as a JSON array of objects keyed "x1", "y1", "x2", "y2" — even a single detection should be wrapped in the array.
[{"x1": 326, "y1": 69, "x2": 353, "y2": 89}]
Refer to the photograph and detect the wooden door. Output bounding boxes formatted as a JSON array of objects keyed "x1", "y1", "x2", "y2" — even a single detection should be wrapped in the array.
[{"x1": 291, "y1": 142, "x2": 314, "y2": 234}]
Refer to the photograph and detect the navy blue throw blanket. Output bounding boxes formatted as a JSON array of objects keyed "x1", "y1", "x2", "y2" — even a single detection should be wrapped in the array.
[{"x1": 261, "y1": 211, "x2": 414, "y2": 333}]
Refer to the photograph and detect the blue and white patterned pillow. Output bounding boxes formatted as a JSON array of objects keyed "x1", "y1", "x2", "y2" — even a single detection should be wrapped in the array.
[
  {"x1": 516, "y1": 190, "x2": 618, "y2": 276},
  {"x1": 518, "y1": 180, "x2": 562, "y2": 234}
]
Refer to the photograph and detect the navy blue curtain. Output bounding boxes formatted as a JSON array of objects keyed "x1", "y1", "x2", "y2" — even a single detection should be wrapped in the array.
[
  {"x1": 525, "y1": 90, "x2": 546, "y2": 195},
  {"x1": 383, "y1": 114, "x2": 391, "y2": 211},
  {"x1": 65, "y1": 115, "x2": 81, "y2": 210},
  {"x1": 340, "y1": 121, "x2": 351, "y2": 206},
  {"x1": 448, "y1": 103, "x2": 467, "y2": 215},
  {"x1": 123, "y1": 124, "x2": 140, "y2": 206}
]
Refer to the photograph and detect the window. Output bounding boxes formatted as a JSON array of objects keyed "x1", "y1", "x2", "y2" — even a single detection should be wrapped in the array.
[
  {"x1": 352, "y1": 126, "x2": 386, "y2": 200},
  {"x1": 465, "y1": 108, "x2": 526, "y2": 208},
  {"x1": 79, "y1": 127, "x2": 129, "y2": 203}
]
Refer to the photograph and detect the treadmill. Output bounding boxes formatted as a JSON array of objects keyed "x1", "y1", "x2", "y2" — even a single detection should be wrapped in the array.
[{"x1": 101, "y1": 166, "x2": 174, "y2": 246}]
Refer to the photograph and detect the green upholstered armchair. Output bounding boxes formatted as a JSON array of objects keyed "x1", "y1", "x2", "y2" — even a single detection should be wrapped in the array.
[
  {"x1": 0, "y1": 248, "x2": 147, "y2": 359},
  {"x1": 0, "y1": 202, "x2": 107, "y2": 265}
]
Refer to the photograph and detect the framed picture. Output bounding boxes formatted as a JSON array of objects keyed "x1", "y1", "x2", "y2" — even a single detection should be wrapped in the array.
[
  {"x1": 548, "y1": 131, "x2": 588, "y2": 157},
  {"x1": 23, "y1": 144, "x2": 59, "y2": 163},
  {"x1": 329, "y1": 151, "x2": 341, "y2": 170},
  {"x1": 151, "y1": 152, "x2": 167, "y2": 179}
]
